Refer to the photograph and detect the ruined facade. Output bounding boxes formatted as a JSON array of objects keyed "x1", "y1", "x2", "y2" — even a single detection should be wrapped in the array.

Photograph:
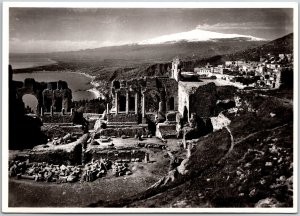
[
  {"x1": 9, "y1": 65, "x2": 76, "y2": 149},
  {"x1": 178, "y1": 81, "x2": 217, "y2": 119},
  {"x1": 42, "y1": 80, "x2": 72, "y2": 113},
  {"x1": 104, "y1": 58, "x2": 217, "y2": 137},
  {"x1": 109, "y1": 77, "x2": 178, "y2": 126},
  {"x1": 14, "y1": 78, "x2": 73, "y2": 114}
]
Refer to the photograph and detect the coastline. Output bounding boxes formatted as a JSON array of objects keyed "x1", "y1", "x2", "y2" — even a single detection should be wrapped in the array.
[
  {"x1": 10, "y1": 58, "x2": 57, "y2": 70},
  {"x1": 87, "y1": 88, "x2": 102, "y2": 99},
  {"x1": 12, "y1": 62, "x2": 103, "y2": 100},
  {"x1": 66, "y1": 71, "x2": 96, "y2": 80},
  {"x1": 66, "y1": 71, "x2": 103, "y2": 99}
]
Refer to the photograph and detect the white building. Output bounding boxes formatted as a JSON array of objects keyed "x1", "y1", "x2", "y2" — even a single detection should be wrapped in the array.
[{"x1": 194, "y1": 67, "x2": 212, "y2": 76}]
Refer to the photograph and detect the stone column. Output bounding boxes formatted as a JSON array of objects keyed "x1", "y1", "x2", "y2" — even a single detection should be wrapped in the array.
[
  {"x1": 135, "y1": 93, "x2": 138, "y2": 114},
  {"x1": 187, "y1": 143, "x2": 192, "y2": 158},
  {"x1": 183, "y1": 129, "x2": 187, "y2": 149},
  {"x1": 50, "y1": 106, "x2": 54, "y2": 116},
  {"x1": 115, "y1": 92, "x2": 119, "y2": 114},
  {"x1": 61, "y1": 108, "x2": 65, "y2": 115},
  {"x1": 159, "y1": 101, "x2": 163, "y2": 112},
  {"x1": 142, "y1": 92, "x2": 146, "y2": 118},
  {"x1": 40, "y1": 107, "x2": 44, "y2": 116},
  {"x1": 126, "y1": 91, "x2": 129, "y2": 114},
  {"x1": 106, "y1": 103, "x2": 109, "y2": 114},
  {"x1": 36, "y1": 105, "x2": 39, "y2": 115},
  {"x1": 70, "y1": 108, "x2": 74, "y2": 116},
  {"x1": 144, "y1": 153, "x2": 150, "y2": 163}
]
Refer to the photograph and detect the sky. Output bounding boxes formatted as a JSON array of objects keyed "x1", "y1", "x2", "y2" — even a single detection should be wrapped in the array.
[{"x1": 9, "y1": 8, "x2": 293, "y2": 53}]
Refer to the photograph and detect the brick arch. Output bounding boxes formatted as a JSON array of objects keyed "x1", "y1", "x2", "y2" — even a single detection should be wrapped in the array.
[
  {"x1": 16, "y1": 87, "x2": 40, "y2": 100},
  {"x1": 22, "y1": 94, "x2": 39, "y2": 114},
  {"x1": 16, "y1": 87, "x2": 42, "y2": 113}
]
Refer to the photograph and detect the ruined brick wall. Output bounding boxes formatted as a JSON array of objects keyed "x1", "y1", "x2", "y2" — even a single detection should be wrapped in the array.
[
  {"x1": 29, "y1": 143, "x2": 82, "y2": 165},
  {"x1": 189, "y1": 83, "x2": 218, "y2": 118},
  {"x1": 178, "y1": 82, "x2": 218, "y2": 119},
  {"x1": 178, "y1": 83, "x2": 190, "y2": 118},
  {"x1": 97, "y1": 126, "x2": 146, "y2": 137},
  {"x1": 145, "y1": 88, "x2": 161, "y2": 112},
  {"x1": 162, "y1": 78, "x2": 178, "y2": 111},
  {"x1": 41, "y1": 124, "x2": 83, "y2": 139},
  {"x1": 144, "y1": 78, "x2": 178, "y2": 112}
]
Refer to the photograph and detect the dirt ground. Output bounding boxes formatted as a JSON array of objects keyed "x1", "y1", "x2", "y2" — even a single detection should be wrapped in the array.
[
  {"x1": 88, "y1": 137, "x2": 181, "y2": 151},
  {"x1": 9, "y1": 136, "x2": 180, "y2": 207}
]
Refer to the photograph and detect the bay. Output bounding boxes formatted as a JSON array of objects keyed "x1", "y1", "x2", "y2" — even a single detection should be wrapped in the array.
[{"x1": 13, "y1": 71, "x2": 97, "y2": 101}]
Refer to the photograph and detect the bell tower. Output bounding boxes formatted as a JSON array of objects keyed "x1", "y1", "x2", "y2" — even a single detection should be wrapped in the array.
[{"x1": 171, "y1": 57, "x2": 181, "y2": 82}]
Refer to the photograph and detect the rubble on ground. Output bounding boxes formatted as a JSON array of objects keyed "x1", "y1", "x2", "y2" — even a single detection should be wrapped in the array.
[{"x1": 8, "y1": 158, "x2": 133, "y2": 183}]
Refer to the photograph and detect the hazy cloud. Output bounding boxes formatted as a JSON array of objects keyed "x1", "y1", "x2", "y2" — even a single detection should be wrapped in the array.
[
  {"x1": 10, "y1": 39, "x2": 130, "y2": 53},
  {"x1": 196, "y1": 22, "x2": 276, "y2": 31}
]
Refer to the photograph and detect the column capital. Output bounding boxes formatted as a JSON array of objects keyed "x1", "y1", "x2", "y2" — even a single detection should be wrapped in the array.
[{"x1": 141, "y1": 89, "x2": 147, "y2": 95}]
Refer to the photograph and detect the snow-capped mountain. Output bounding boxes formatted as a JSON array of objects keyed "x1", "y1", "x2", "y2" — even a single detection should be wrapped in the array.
[{"x1": 139, "y1": 28, "x2": 265, "y2": 45}]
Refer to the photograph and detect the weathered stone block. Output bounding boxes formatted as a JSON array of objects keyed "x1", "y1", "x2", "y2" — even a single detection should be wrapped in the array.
[
  {"x1": 166, "y1": 112, "x2": 177, "y2": 122},
  {"x1": 107, "y1": 113, "x2": 138, "y2": 123}
]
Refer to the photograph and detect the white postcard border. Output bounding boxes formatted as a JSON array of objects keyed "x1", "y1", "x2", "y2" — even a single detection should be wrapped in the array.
[{"x1": 2, "y1": 1, "x2": 298, "y2": 213}]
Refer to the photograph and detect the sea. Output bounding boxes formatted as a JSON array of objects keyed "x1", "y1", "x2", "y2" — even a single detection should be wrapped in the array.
[{"x1": 10, "y1": 56, "x2": 98, "y2": 103}]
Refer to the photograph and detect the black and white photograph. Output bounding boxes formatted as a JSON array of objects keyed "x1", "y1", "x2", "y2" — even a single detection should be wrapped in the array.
[{"x1": 2, "y1": 2, "x2": 298, "y2": 213}]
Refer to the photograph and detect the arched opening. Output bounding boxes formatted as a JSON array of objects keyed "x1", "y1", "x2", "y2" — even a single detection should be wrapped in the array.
[
  {"x1": 169, "y1": 97, "x2": 175, "y2": 111},
  {"x1": 183, "y1": 106, "x2": 188, "y2": 123},
  {"x1": 54, "y1": 97, "x2": 62, "y2": 112},
  {"x1": 22, "y1": 94, "x2": 38, "y2": 114},
  {"x1": 119, "y1": 95, "x2": 126, "y2": 112},
  {"x1": 113, "y1": 81, "x2": 120, "y2": 89},
  {"x1": 129, "y1": 96, "x2": 135, "y2": 111},
  {"x1": 44, "y1": 96, "x2": 52, "y2": 112}
]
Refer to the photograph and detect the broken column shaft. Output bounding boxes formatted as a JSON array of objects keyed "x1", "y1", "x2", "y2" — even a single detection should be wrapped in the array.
[
  {"x1": 135, "y1": 92, "x2": 138, "y2": 114},
  {"x1": 115, "y1": 92, "x2": 119, "y2": 114},
  {"x1": 142, "y1": 92, "x2": 146, "y2": 118},
  {"x1": 126, "y1": 91, "x2": 129, "y2": 114}
]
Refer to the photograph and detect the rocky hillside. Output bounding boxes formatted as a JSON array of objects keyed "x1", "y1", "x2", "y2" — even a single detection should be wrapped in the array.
[
  {"x1": 173, "y1": 33, "x2": 294, "y2": 71},
  {"x1": 89, "y1": 88, "x2": 293, "y2": 208},
  {"x1": 93, "y1": 33, "x2": 293, "y2": 81},
  {"x1": 12, "y1": 39, "x2": 264, "y2": 78},
  {"x1": 12, "y1": 34, "x2": 292, "y2": 88},
  {"x1": 225, "y1": 33, "x2": 293, "y2": 61}
]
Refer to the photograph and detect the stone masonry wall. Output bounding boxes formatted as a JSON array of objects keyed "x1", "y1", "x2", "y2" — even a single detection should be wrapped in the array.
[{"x1": 107, "y1": 113, "x2": 139, "y2": 123}]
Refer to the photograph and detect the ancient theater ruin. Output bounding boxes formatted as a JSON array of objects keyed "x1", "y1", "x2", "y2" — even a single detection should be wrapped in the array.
[{"x1": 96, "y1": 57, "x2": 217, "y2": 139}]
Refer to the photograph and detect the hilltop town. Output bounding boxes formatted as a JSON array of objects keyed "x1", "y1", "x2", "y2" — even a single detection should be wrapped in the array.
[{"x1": 195, "y1": 53, "x2": 293, "y2": 89}]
